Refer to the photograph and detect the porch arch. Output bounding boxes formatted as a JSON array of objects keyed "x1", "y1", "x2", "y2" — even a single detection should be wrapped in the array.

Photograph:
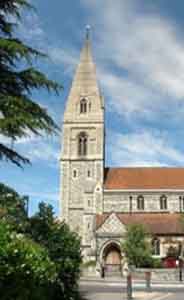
[
  {"x1": 100, "y1": 240, "x2": 123, "y2": 264},
  {"x1": 99, "y1": 240, "x2": 123, "y2": 276}
]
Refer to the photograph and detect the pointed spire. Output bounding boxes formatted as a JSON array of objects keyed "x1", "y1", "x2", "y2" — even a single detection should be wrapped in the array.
[
  {"x1": 79, "y1": 25, "x2": 93, "y2": 64},
  {"x1": 69, "y1": 26, "x2": 99, "y2": 94},
  {"x1": 64, "y1": 27, "x2": 104, "y2": 122}
]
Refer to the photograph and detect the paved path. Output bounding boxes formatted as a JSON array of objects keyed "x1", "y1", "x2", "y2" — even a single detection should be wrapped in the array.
[
  {"x1": 79, "y1": 278, "x2": 184, "y2": 300},
  {"x1": 81, "y1": 291, "x2": 170, "y2": 300}
]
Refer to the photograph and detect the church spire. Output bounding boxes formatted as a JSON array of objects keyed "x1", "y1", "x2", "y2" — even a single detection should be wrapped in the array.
[
  {"x1": 64, "y1": 27, "x2": 104, "y2": 122},
  {"x1": 78, "y1": 27, "x2": 93, "y2": 66},
  {"x1": 68, "y1": 26, "x2": 100, "y2": 96}
]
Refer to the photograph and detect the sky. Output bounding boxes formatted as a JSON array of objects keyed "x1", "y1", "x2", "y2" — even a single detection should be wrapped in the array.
[{"x1": 1, "y1": 0, "x2": 184, "y2": 215}]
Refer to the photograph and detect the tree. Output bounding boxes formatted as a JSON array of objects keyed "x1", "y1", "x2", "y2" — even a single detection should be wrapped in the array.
[
  {"x1": 0, "y1": 0, "x2": 62, "y2": 167},
  {"x1": 30, "y1": 202, "x2": 82, "y2": 300},
  {"x1": 0, "y1": 221, "x2": 57, "y2": 300},
  {"x1": 122, "y1": 223, "x2": 153, "y2": 268},
  {"x1": 0, "y1": 186, "x2": 82, "y2": 300},
  {"x1": 0, "y1": 183, "x2": 29, "y2": 232}
]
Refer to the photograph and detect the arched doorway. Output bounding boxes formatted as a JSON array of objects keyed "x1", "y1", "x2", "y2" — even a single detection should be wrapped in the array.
[{"x1": 102, "y1": 242, "x2": 122, "y2": 276}]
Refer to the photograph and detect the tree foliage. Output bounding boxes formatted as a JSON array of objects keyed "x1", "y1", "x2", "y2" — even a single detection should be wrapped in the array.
[
  {"x1": 0, "y1": 0, "x2": 62, "y2": 167},
  {"x1": 0, "y1": 185, "x2": 82, "y2": 300},
  {"x1": 0, "y1": 183, "x2": 29, "y2": 231},
  {"x1": 30, "y1": 203, "x2": 82, "y2": 300},
  {"x1": 0, "y1": 222, "x2": 57, "y2": 300},
  {"x1": 122, "y1": 223, "x2": 153, "y2": 268}
]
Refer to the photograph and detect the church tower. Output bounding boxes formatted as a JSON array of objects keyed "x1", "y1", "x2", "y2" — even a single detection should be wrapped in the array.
[{"x1": 60, "y1": 28, "x2": 105, "y2": 257}]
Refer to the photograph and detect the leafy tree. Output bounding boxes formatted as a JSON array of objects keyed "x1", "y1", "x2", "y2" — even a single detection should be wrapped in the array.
[
  {"x1": 0, "y1": 183, "x2": 29, "y2": 232},
  {"x1": 0, "y1": 187, "x2": 82, "y2": 300},
  {"x1": 0, "y1": 0, "x2": 62, "y2": 167},
  {"x1": 122, "y1": 223, "x2": 153, "y2": 268},
  {"x1": 30, "y1": 202, "x2": 82, "y2": 300},
  {"x1": 0, "y1": 221, "x2": 57, "y2": 300}
]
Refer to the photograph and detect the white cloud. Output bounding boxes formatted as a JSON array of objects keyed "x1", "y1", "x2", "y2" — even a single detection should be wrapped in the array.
[
  {"x1": 82, "y1": 0, "x2": 184, "y2": 119},
  {"x1": 17, "y1": 136, "x2": 60, "y2": 165},
  {"x1": 12, "y1": 1, "x2": 184, "y2": 168},
  {"x1": 48, "y1": 46, "x2": 78, "y2": 75},
  {"x1": 0, "y1": 133, "x2": 60, "y2": 166},
  {"x1": 17, "y1": 11, "x2": 78, "y2": 74},
  {"x1": 107, "y1": 129, "x2": 184, "y2": 167}
]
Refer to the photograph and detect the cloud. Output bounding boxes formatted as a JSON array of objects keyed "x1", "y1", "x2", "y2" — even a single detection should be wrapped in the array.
[
  {"x1": 48, "y1": 46, "x2": 78, "y2": 75},
  {"x1": 17, "y1": 136, "x2": 60, "y2": 165},
  {"x1": 12, "y1": 1, "x2": 184, "y2": 168},
  {"x1": 107, "y1": 129, "x2": 184, "y2": 167},
  {"x1": 17, "y1": 10, "x2": 78, "y2": 74},
  {"x1": 0, "y1": 133, "x2": 60, "y2": 166},
  {"x1": 81, "y1": 0, "x2": 184, "y2": 121}
]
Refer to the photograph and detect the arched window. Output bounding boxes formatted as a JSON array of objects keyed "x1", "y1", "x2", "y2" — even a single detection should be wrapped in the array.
[
  {"x1": 160, "y1": 195, "x2": 167, "y2": 210},
  {"x1": 152, "y1": 238, "x2": 160, "y2": 256},
  {"x1": 137, "y1": 195, "x2": 144, "y2": 210},
  {"x1": 73, "y1": 169, "x2": 77, "y2": 178},
  {"x1": 78, "y1": 132, "x2": 88, "y2": 156},
  {"x1": 80, "y1": 98, "x2": 87, "y2": 114},
  {"x1": 179, "y1": 196, "x2": 184, "y2": 212}
]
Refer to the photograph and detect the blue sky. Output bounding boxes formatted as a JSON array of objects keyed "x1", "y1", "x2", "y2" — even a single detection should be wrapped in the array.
[{"x1": 1, "y1": 0, "x2": 184, "y2": 215}]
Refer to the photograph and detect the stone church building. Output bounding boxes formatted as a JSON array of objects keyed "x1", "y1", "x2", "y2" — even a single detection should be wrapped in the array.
[{"x1": 60, "y1": 31, "x2": 184, "y2": 272}]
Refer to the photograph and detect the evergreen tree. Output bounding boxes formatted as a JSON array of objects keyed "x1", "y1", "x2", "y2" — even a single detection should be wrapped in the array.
[{"x1": 0, "y1": 0, "x2": 62, "y2": 167}]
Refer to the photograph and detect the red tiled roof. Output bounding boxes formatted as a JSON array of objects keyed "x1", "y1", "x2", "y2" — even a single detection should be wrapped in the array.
[
  {"x1": 104, "y1": 167, "x2": 184, "y2": 190},
  {"x1": 96, "y1": 213, "x2": 184, "y2": 235}
]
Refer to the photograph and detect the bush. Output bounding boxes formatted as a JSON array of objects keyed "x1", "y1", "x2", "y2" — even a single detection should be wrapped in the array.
[
  {"x1": 30, "y1": 203, "x2": 82, "y2": 300},
  {"x1": 0, "y1": 221, "x2": 57, "y2": 300},
  {"x1": 0, "y1": 185, "x2": 82, "y2": 300},
  {"x1": 152, "y1": 257, "x2": 163, "y2": 268}
]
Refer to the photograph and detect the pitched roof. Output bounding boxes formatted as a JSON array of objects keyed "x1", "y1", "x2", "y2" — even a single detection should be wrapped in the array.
[
  {"x1": 96, "y1": 213, "x2": 184, "y2": 235},
  {"x1": 104, "y1": 167, "x2": 184, "y2": 190}
]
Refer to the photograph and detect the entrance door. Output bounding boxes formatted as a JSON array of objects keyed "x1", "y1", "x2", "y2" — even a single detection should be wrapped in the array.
[{"x1": 103, "y1": 243, "x2": 122, "y2": 276}]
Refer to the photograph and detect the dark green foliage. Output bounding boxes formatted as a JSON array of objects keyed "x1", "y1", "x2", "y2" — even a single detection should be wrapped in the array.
[
  {"x1": 122, "y1": 224, "x2": 153, "y2": 268},
  {"x1": 0, "y1": 186, "x2": 82, "y2": 300},
  {"x1": 0, "y1": 222, "x2": 57, "y2": 300},
  {"x1": 0, "y1": 0, "x2": 62, "y2": 167},
  {"x1": 30, "y1": 202, "x2": 82, "y2": 300}
]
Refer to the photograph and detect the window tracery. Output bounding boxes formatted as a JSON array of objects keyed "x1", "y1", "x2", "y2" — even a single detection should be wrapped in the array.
[
  {"x1": 137, "y1": 195, "x2": 144, "y2": 210},
  {"x1": 78, "y1": 132, "x2": 88, "y2": 156},
  {"x1": 80, "y1": 98, "x2": 87, "y2": 113},
  {"x1": 160, "y1": 195, "x2": 167, "y2": 210}
]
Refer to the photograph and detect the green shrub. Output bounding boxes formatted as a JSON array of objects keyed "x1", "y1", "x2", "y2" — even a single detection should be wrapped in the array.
[
  {"x1": 0, "y1": 221, "x2": 57, "y2": 300},
  {"x1": 152, "y1": 257, "x2": 163, "y2": 268}
]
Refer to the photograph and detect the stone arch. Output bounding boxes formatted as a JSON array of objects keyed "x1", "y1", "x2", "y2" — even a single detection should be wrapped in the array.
[
  {"x1": 100, "y1": 240, "x2": 123, "y2": 263},
  {"x1": 100, "y1": 240, "x2": 123, "y2": 276}
]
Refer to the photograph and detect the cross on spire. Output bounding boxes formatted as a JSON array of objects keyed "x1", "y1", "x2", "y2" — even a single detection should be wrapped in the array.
[{"x1": 85, "y1": 25, "x2": 91, "y2": 40}]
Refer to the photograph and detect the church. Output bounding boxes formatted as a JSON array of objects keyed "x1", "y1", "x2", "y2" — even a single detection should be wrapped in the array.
[{"x1": 60, "y1": 30, "x2": 184, "y2": 274}]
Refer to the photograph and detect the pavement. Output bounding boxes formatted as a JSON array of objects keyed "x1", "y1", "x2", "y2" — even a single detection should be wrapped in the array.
[
  {"x1": 80, "y1": 291, "x2": 172, "y2": 300},
  {"x1": 79, "y1": 277, "x2": 184, "y2": 300}
]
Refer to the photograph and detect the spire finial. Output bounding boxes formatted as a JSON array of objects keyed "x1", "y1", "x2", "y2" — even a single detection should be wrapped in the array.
[{"x1": 85, "y1": 25, "x2": 91, "y2": 40}]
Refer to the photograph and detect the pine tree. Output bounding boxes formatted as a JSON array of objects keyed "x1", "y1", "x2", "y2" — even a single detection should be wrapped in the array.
[{"x1": 0, "y1": 0, "x2": 62, "y2": 167}]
